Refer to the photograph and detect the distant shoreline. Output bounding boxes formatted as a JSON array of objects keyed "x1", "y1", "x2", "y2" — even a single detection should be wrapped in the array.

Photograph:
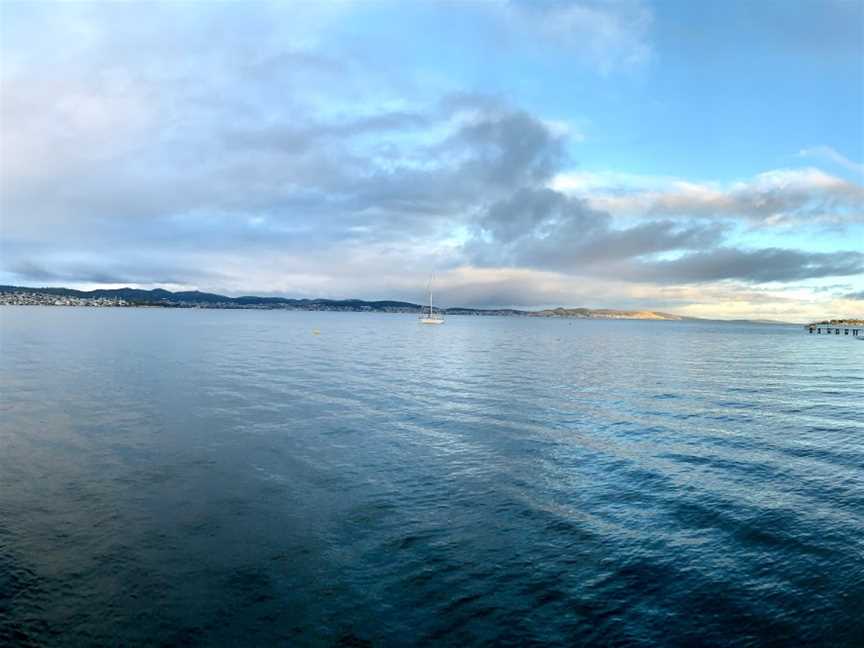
[{"x1": 0, "y1": 285, "x2": 803, "y2": 325}]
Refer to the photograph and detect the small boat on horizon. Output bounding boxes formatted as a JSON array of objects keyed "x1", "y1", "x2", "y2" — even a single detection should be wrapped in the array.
[{"x1": 419, "y1": 276, "x2": 444, "y2": 325}]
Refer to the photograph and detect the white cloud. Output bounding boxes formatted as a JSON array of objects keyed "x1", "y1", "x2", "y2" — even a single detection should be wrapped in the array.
[
  {"x1": 552, "y1": 168, "x2": 864, "y2": 225},
  {"x1": 497, "y1": 0, "x2": 654, "y2": 72},
  {"x1": 798, "y1": 146, "x2": 864, "y2": 177}
]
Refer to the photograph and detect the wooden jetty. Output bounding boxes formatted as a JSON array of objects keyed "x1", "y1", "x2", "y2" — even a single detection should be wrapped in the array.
[{"x1": 805, "y1": 319, "x2": 864, "y2": 337}]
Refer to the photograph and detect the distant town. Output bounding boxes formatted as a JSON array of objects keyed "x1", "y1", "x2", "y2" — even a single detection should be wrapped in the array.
[{"x1": 1, "y1": 291, "x2": 130, "y2": 308}]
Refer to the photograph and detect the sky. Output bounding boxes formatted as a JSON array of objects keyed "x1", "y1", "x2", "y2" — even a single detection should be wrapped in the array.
[{"x1": 1, "y1": 0, "x2": 863, "y2": 322}]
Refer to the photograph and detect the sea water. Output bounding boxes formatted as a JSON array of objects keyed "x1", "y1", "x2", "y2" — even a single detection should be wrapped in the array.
[{"x1": 1, "y1": 307, "x2": 862, "y2": 646}]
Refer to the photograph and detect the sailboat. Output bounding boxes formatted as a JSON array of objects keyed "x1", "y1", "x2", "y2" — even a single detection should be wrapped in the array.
[{"x1": 419, "y1": 276, "x2": 444, "y2": 325}]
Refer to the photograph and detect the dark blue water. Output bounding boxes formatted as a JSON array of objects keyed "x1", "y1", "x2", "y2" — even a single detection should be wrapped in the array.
[{"x1": 1, "y1": 307, "x2": 862, "y2": 647}]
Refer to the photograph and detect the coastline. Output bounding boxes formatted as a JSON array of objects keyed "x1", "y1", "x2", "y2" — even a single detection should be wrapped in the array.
[{"x1": 0, "y1": 288, "x2": 805, "y2": 325}]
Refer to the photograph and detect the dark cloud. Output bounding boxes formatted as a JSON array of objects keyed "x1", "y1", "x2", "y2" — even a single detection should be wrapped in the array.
[
  {"x1": 477, "y1": 188, "x2": 595, "y2": 244},
  {"x1": 518, "y1": 219, "x2": 729, "y2": 271},
  {"x1": 216, "y1": 102, "x2": 565, "y2": 224},
  {"x1": 445, "y1": 110, "x2": 565, "y2": 188},
  {"x1": 846, "y1": 290, "x2": 864, "y2": 300},
  {"x1": 466, "y1": 187, "x2": 729, "y2": 271},
  {"x1": 629, "y1": 248, "x2": 864, "y2": 284},
  {"x1": 461, "y1": 186, "x2": 863, "y2": 285}
]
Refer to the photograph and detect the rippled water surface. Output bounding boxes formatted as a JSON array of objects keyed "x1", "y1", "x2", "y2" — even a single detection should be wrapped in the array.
[{"x1": 1, "y1": 307, "x2": 862, "y2": 646}]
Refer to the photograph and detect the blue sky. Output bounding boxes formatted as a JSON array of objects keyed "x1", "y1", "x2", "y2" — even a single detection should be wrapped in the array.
[{"x1": 1, "y1": 0, "x2": 862, "y2": 321}]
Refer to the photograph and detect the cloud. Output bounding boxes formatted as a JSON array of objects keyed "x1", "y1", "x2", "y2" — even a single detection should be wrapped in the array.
[
  {"x1": 1, "y1": 0, "x2": 862, "y2": 321},
  {"x1": 462, "y1": 186, "x2": 863, "y2": 283},
  {"x1": 502, "y1": 0, "x2": 654, "y2": 72},
  {"x1": 5, "y1": 257, "x2": 222, "y2": 286},
  {"x1": 846, "y1": 290, "x2": 864, "y2": 300},
  {"x1": 798, "y1": 146, "x2": 864, "y2": 177},
  {"x1": 2, "y1": 56, "x2": 567, "y2": 247},
  {"x1": 553, "y1": 168, "x2": 864, "y2": 225},
  {"x1": 467, "y1": 187, "x2": 728, "y2": 270},
  {"x1": 626, "y1": 248, "x2": 864, "y2": 284}
]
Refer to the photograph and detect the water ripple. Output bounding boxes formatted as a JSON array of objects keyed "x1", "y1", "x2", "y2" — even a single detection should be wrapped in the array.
[{"x1": 1, "y1": 308, "x2": 862, "y2": 646}]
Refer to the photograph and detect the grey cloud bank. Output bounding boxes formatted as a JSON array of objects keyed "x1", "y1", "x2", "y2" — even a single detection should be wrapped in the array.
[{"x1": 628, "y1": 249, "x2": 864, "y2": 284}]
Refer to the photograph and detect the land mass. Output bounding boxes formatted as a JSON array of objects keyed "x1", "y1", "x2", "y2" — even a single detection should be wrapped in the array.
[{"x1": 0, "y1": 285, "x2": 790, "y2": 324}]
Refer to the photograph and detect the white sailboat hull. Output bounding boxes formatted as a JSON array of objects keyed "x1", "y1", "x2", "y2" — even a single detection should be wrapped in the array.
[{"x1": 420, "y1": 317, "x2": 444, "y2": 324}]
